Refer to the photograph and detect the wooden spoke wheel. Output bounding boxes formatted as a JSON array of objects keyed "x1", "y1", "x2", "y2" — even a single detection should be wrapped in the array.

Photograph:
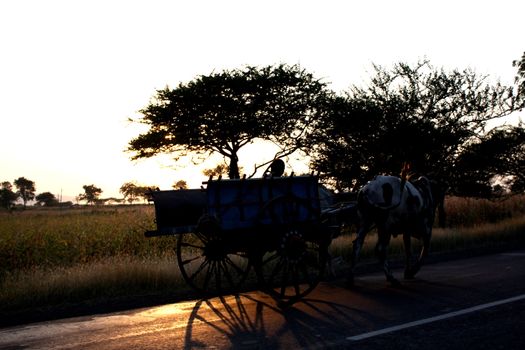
[
  {"x1": 254, "y1": 232, "x2": 327, "y2": 302},
  {"x1": 255, "y1": 195, "x2": 328, "y2": 302},
  {"x1": 176, "y1": 231, "x2": 251, "y2": 295}
]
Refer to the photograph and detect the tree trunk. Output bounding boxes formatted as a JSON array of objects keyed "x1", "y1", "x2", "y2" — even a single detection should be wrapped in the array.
[{"x1": 228, "y1": 154, "x2": 240, "y2": 179}]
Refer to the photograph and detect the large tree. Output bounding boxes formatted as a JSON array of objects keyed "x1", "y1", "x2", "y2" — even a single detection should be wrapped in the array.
[
  {"x1": 310, "y1": 60, "x2": 518, "y2": 193},
  {"x1": 14, "y1": 177, "x2": 35, "y2": 208},
  {"x1": 128, "y1": 64, "x2": 328, "y2": 179}
]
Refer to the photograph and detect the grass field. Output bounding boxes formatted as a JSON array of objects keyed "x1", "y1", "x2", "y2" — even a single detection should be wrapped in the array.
[{"x1": 1, "y1": 195, "x2": 525, "y2": 316}]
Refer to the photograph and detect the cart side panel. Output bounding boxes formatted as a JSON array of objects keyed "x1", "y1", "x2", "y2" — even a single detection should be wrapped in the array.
[
  {"x1": 149, "y1": 189, "x2": 206, "y2": 233},
  {"x1": 206, "y1": 176, "x2": 320, "y2": 231},
  {"x1": 258, "y1": 176, "x2": 321, "y2": 227}
]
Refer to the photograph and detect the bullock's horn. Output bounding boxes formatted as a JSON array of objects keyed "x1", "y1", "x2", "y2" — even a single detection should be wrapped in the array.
[
  {"x1": 399, "y1": 162, "x2": 411, "y2": 198},
  {"x1": 400, "y1": 162, "x2": 411, "y2": 181}
]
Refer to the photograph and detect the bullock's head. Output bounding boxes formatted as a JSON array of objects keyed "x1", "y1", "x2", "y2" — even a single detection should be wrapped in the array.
[
  {"x1": 412, "y1": 176, "x2": 447, "y2": 227},
  {"x1": 430, "y1": 178, "x2": 448, "y2": 227}
]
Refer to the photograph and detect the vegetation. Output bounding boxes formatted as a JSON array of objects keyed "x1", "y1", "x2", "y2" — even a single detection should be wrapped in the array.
[
  {"x1": 119, "y1": 182, "x2": 153, "y2": 203},
  {"x1": 128, "y1": 64, "x2": 329, "y2": 179},
  {"x1": 454, "y1": 126, "x2": 525, "y2": 195},
  {"x1": 0, "y1": 206, "x2": 174, "y2": 275},
  {"x1": 13, "y1": 177, "x2": 35, "y2": 208},
  {"x1": 35, "y1": 192, "x2": 59, "y2": 207},
  {"x1": 2, "y1": 178, "x2": 37, "y2": 209},
  {"x1": 2, "y1": 54, "x2": 525, "y2": 320},
  {"x1": 1, "y1": 196, "x2": 525, "y2": 317},
  {"x1": 202, "y1": 163, "x2": 244, "y2": 179},
  {"x1": 309, "y1": 60, "x2": 522, "y2": 193},
  {"x1": 172, "y1": 180, "x2": 188, "y2": 190},
  {"x1": 127, "y1": 58, "x2": 524, "y2": 196},
  {"x1": 77, "y1": 184, "x2": 103, "y2": 205},
  {"x1": 0, "y1": 182, "x2": 17, "y2": 209},
  {"x1": 0, "y1": 176, "x2": 163, "y2": 207},
  {"x1": 514, "y1": 51, "x2": 525, "y2": 103}
]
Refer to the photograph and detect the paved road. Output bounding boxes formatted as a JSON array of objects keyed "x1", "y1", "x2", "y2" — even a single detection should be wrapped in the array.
[{"x1": 1, "y1": 251, "x2": 524, "y2": 349}]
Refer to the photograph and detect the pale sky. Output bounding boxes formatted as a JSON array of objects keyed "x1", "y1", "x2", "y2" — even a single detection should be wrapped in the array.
[{"x1": 1, "y1": 0, "x2": 523, "y2": 201}]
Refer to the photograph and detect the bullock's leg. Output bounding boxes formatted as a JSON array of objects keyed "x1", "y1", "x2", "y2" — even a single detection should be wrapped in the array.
[
  {"x1": 347, "y1": 226, "x2": 368, "y2": 286},
  {"x1": 376, "y1": 230, "x2": 399, "y2": 286},
  {"x1": 403, "y1": 233, "x2": 414, "y2": 279},
  {"x1": 409, "y1": 231, "x2": 431, "y2": 278}
]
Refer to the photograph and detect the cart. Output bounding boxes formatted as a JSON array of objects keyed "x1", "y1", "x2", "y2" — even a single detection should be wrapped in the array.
[{"x1": 146, "y1": 174, "x2": 348, "y2": 302}]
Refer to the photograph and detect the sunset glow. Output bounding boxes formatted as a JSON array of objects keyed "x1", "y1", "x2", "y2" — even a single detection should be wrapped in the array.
[{"x1": 1, "y1": 0, "x2": 523, "y2": 200}]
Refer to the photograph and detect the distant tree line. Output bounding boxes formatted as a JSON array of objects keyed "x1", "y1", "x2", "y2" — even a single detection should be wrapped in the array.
[
  {"x1": 0, "y1": 177, "x2": 77, "y2": 209},
  {"x1": 128, "y1": 54, "x2": 525, "y2": 197},
  {"x1": 0, "y1": 178, "x2": 169, "y2": 209}
]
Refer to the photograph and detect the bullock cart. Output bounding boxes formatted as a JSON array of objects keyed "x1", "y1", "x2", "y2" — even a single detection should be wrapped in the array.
[{"x1": 145, "y1": 174, "x2": 350, "y2": 302}]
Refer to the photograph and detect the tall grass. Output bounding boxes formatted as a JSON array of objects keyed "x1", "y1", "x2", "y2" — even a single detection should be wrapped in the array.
[
  {"x1": 0, "y1": 206, "x2": 175, "y2": 274},
  {"x1": 328, "y1": 194, "x2": 525, "y2": 261},
  {"x1": 329, "y1": 215, "x2": 525, "y2": 264},
  {"x1": 1, "y1": 195, "x2": 525, "y2": 316},
  {"x1": 443, "y1": 194, "x2": 525, "y2": 227},
  {"x1": 0, "y1": 206, "x2": 184, "y2": 314},
  {"x1": 0, "y1": 256, "x2": 187, "y2": 312}
]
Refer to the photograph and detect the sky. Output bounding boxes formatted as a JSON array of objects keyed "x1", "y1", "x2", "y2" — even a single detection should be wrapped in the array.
[{"x1": 1, "y1": 0, "x2": 523, "y2": 201}]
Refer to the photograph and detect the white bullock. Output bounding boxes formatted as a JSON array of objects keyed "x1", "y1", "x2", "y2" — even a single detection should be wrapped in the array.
[{"x1": 348, "y1": 174, "x2": 443, "y2": 285}]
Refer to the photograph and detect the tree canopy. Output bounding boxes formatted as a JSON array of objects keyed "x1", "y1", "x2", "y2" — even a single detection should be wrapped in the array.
[
  {"x1": 454, "y1": 124, "x2": 525, "y2": 196},
  {"x1": 127, "y1": 59, "x2": 523, "y2": 197},
  {"x1": 128, "y1": 64, "x2": 328, "y2": 179},
  {"x1": 0, "y1": 182, "x2": 17, "y2": 209},
  {"x1": 35, "y1": 192, "x2": 59, "y2": 206},
  {"x1": 309, "y1": 60, "x2": 520, "y2": 193},
  {"x1": 14, "y1": 177, "x2": 35, "y2": 208},
  {"x1": 172, "y1": 180, "x2": 188, "y2": 190},
  {"x1": 78, "y1": 185, "x2": 102, "y2": 205},
  {"x1": 513, "y1": 51, "x2": 525, "y2": 105},
  {"x1": 119, "y1": 182, "x2": 152, "y2": 203}
]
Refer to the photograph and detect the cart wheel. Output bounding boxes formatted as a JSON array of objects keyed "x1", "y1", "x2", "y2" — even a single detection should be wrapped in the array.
[
  {"x1": 254, "y1": 233, "x2": 327, "y2": 303},
  {"x1": 255, "y1": 195, "x2": 328, "y2": 302},
  {"x1": 176, "y1": 231, "x2": 251, "y2": 296}
]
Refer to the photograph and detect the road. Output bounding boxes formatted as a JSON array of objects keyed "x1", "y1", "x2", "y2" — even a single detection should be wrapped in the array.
[{"x1": 1, "y1": 251, "x2": 524, "y2": 349}]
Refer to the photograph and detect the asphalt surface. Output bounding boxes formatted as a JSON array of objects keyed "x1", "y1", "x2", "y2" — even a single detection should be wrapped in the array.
[{"x1": 1, "y1": 251, "x2": 524, "y2": 349}]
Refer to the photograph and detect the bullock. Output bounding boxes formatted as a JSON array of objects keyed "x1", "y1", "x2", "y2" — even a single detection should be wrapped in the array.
[{"x1": 347, "y1": 174, "x2": 444, "y2": 286}]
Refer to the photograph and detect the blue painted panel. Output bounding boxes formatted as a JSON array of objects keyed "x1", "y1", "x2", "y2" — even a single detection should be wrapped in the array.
[{"x1": 205, "y1": 176, "x2": 320, "y2": 231}]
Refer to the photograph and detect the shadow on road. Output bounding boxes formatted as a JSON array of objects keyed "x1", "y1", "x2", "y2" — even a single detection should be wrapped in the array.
[{"x1": 182, "y1": 291, "x2": 373, "y2": 349}]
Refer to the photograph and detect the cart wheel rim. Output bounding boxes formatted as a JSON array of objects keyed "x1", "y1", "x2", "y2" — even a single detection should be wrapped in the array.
[
  {"x1": 176, "y1": 232, "x2": 252, "y2": 295},
  {"x1": 256, "y1": 236, "x2": 327, "y2": 302}
]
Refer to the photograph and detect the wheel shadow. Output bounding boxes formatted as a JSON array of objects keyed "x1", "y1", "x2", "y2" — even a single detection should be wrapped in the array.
[{"x1": 182, "y1": 290, "x2": 378, "y2": 349}]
